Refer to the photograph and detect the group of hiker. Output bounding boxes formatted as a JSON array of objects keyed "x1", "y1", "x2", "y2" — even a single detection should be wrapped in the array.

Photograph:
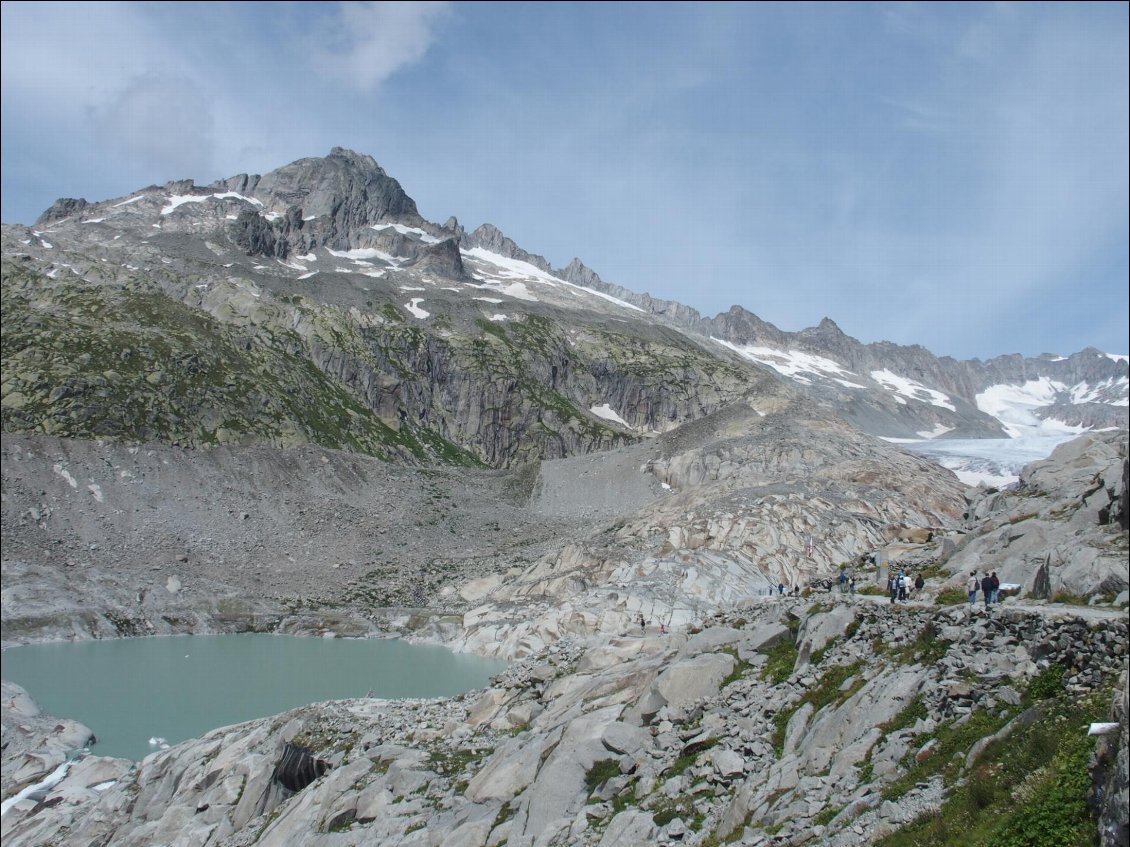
[
  {"x1": 884, "y1": 569, "x2": 925, "y2": 603},
  {"x1": 967, "y1": 570, "x2": 1002, "y2": 607}
]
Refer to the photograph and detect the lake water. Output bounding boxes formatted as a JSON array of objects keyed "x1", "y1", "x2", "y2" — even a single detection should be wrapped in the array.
[{"x1": 1, "y1": 634, "x2": 507, "y2": 761}]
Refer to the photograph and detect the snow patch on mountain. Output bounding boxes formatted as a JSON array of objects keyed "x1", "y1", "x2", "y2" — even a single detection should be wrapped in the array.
[
  {"x1": 713, "y1": 339, "x2": 862, "y2": 387},
  {"x1": 466, "y1": 280, "x2": 538, "y2": 302},
  {"x1": 916, "y1": 424, "x2": 954, "y2": 439},
  {"x1": 1070, "y1": 377, "x2": 1130, "y2": 406},
  {"x1": 371, "y1": 223, "x2": 441, "y2": 244},
  {"x1": 976, "y1": 379, "x2": 1091, "y2": 438},
  {"x1": 463, "y1": 248, "x2": 562, "y2": 286},
  {"x1": 404, "y1": 299, "x2": 429, "y2": 319},
  {"x1": 326, "y1": 247, "x2": 401, "y2": 265},
  {"x1": 565, "y1": 284, "x2": 644, "y2": 312},
  {"x1": 463, "y1": 248, "x2": 644, "y2": 312},
  {"x1": 590, "y1": 404, "x2": 632, "y2": 428},
  {"x1": 160, "y1": 192, "x2": 262, "y2": 216},
  {"x1": 870, "y1": 369, "x2": 956, "y2": 411}
]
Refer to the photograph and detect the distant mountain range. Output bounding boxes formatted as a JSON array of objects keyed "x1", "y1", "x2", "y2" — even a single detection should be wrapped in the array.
[{"x1": 4, "y1": 147, "x2": 1126, "y2": 467}]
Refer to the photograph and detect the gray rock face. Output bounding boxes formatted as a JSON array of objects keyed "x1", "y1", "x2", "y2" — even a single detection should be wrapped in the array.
[
  {"x1": 1, "y1": 681, "x2": 95, "y2": 797},
  {"x1": 796, "y1": 605, "x2": 858, "y2": 666},
  {"x1": 943, "y1": 430, "x2": 1129, "y2": 599},
  {"x1": 556, "y1": 257, "x2": 703, "y2": 325},
  {"x1": 1094, "y1": 673, "x2": 1129, "y2": 847},
  {"x1": 219, "y1": 146, "x2": 423, "y2": 247},
  {"x1": 464, "y1": 223, "x2": 552, "y2": 272},
  {"x1": 35, "y1": 197, "x2": 91, "y2": 225},
  {"x1": 651, "y1": 652, "x2": 735, "y2": 714}
]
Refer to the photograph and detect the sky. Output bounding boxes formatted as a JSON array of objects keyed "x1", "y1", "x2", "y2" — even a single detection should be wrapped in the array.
[{"x1": 2, "y1": 1, "x2": 1127, "y2": 361}]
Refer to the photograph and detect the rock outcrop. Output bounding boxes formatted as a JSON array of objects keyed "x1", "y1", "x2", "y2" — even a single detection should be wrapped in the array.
[{"x1": 941, "y1": 430, "x2": 1129, "y2": 600}]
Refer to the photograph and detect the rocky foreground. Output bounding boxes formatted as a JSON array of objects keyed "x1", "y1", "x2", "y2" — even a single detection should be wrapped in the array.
[{"x1": 2, "y1": 598, "x2": 1127, "y2": 846}]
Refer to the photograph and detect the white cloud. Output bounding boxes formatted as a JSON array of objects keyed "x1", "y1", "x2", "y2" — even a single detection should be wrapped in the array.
[
  {"x1": 91, "y1": 75, "x2": 216, "y2": 179},
  {"x1": 313, "y1": 1, "x2": 450, "y2": 91}
]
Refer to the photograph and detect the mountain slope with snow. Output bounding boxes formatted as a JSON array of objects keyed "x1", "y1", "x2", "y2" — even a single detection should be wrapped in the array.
[{"x1": 4, "y1": 147, "x2": 1126, "y2": 466}]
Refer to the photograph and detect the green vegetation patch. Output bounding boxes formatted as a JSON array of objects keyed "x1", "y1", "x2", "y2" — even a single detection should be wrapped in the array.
[
  {"x1": 720, "y1": 646, "x2": 753, "y2": 687},
  {"x1": 759, "y1": 638, "x2": 799, "y2": 685},
  {"x1": 935, "y1": 588, "x2": 969, "y2": 606},
  {"x1": 879, "y1": 695, "x2": 928, "y2": 735},
  {"x1": 1049, "y1": 591, "x2": 1091, "y2": 607},
  {"x1": 427, "y1": 745, "x2": 492, "y2": 778},
  {"x1": 648, "y1": 795, "x2": 705, "y2": 832},
  {"x1": 584, "y1": 758, "x2": 622, "y2": 795},
  {"x1": 771, "y1": 661, "x2": 865, "y2": 757},
  {"x1": 875, "y1": 684, "x2": 1109, "y2": 847},
  {"x1": 1, "y1": 262, "x2": 480, "y2": 465},
  {"x1": 890, "y1": 621, "x2": 951, "y2": 665},
  {"x1": 665, "y1": 737, "x2": 719, "y2": 778}
]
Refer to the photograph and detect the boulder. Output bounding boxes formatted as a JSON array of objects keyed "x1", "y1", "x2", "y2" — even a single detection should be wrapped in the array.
[
  {"x1": 650, "y1": 653, "x2": 736, "y2": 714},
  {"x1": 601, "y1": 722, "x2": 653, "y2": 759},
  {"x1": 598, "y1": 809, "x2": 657, "y2": 846},
  {"x1": 712, "y1": 748, "x2": 745, "y2": 779},
  {"x1": 796, "y1": 605, "x2": 857, "y2": 667}
]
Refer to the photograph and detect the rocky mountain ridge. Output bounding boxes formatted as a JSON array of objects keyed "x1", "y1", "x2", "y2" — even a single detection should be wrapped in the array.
[{"x1": 8, "y1": 147, "x2": 1125, "y2": 461}]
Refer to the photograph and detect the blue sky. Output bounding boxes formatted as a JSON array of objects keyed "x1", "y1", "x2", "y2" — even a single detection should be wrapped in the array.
[{"x1": 2, "y1": 2, "x2": 1127, "y2": 360}]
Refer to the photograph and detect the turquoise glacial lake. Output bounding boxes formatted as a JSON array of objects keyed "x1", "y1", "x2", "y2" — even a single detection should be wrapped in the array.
[{"x1": 2, "y1": 634, "x2": 507, "y2": 761}]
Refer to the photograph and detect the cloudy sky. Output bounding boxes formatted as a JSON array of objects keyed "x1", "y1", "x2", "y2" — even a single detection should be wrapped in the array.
[{"x1": 3, "y1": 2, "x2": 1127, "y2": 360}]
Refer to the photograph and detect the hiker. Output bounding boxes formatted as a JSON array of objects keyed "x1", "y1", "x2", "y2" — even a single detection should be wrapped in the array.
[
  {"x1": 914, "y1": 573, "x2": 925, "y2": 595},
  {"x1": 967, "y1": 571, "x2": 978, "y2": 606},
  {"x1": 990, "y1": 572, "x2": 1000, "y2": 604},
  {"x1": 897, "y1": 571, "x2": 908, "y2": 602},
  {"x1": 659, "y1": 622, "x2": 667, "y2": 635},
  {"x1": 639, "y1": 614, "x2": 646, "y2": 634},
  {"x1": 981, "y1": 573, "x2": 993, "y2": 609},
  {"x1": 888, "y1": 573, "x2": 897, "y2": 604},
  {"x1": 849, "y1": 574, "x2": 856, "y2": 595},
  {"x1": 838, "y1": 568, "x2": 847, "y2": 594},
  {"x1": 778, "y1": 583, "x2": 785, "y2": 596}
]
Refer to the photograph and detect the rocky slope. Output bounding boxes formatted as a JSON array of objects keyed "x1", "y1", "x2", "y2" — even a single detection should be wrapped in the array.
[
  {"x1": 942, "y1": 430, "x2": 1129, "y2": 600},
  {"x1": 3, "y1": 600, "x2": 1126, "y2": 846}
]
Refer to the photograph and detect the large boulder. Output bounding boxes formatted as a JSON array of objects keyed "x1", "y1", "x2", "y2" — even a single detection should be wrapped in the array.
[{"x1": 650, "y1": 652, "x2": 736, "y2": 716}]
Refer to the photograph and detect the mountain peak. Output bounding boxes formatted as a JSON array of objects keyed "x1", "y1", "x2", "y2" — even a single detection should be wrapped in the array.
[
  {"x1": 213, "y1": 149, "x2": 423, "y2": 251},
  {"x1": 322, "y1": 147, "x2": 388, "y2": 177},
  {"x1": 464, "y1": 223, "x2": 552, "y2": 273}
]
